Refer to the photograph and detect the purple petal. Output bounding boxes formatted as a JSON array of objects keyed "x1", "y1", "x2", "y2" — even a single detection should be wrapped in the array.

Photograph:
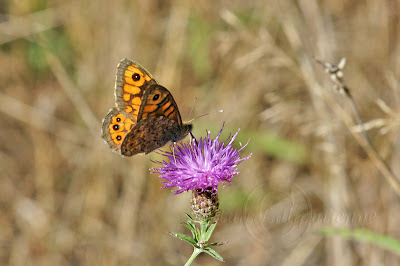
[{"x1": 151, "y1": 125, "x2": 252, "y2": 194}]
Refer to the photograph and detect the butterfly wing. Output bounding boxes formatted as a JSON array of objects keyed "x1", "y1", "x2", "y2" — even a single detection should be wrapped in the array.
[
  {"x1": 120, "y1": 85, "x2": 193, "y2": 156},
  {"x1": 138, "y1": 84, "x2": 183, "y2": 125},
  {"x1": 121, "y1": 116, "x2": 183, "y2": 156},
  {"x1": 101, "y1": 107, "x2": 135, "y2": 154},
  {"x1": 115, "y1": 59, "x2": 157, "y2": 122}
]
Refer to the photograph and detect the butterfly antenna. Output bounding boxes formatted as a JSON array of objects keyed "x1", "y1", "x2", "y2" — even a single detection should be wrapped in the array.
[
  {"x1": 187, "y1": 109, "x2": 223, "y2": 124},
  {"x1": 189, "y1": 97, "x2": 197, "y2": 120}
]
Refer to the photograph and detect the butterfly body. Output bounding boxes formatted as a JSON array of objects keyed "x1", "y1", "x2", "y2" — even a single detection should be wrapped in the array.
[{"x1": 101, "y1": 59, "x2": 192, "y2": 156}]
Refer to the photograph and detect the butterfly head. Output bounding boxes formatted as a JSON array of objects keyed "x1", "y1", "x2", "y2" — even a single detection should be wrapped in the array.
[
  {"x1": 183, "y1": 122, "x2": 193, "y2": 134},
  {"x1": 176, "y1": 122, "x2": 193, "y2": 142}
]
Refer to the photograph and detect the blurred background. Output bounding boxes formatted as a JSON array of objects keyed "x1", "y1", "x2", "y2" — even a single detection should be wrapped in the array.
[{"x1": 1, "y1": 0, "x2": 400, "y2": 265}]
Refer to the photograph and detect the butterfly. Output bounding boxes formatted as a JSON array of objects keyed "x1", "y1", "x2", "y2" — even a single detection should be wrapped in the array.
[{"x1": 101, "y1": 59, "x2": 193, "y2": 156}]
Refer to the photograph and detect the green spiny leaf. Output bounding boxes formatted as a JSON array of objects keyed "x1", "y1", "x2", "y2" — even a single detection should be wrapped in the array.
[
  {"x1": 204, "y1": 221, "x2": 217, "y2": 242},
  {"x1": 200, "y1": 221, "x2": 208, "y2": 237},
  {"x1": 185, "y1": 213, "x2": 194, "y2": 221},
  {"x1": 203, "y1": 247, "x2": 224, "y2": 262},
  {"x1": 169, "y1": 232, "x2": 197, "y2": 246},
  {"x1": 204, "y1": 241, "x2": 228, "y2": 247},
  {"x1": 195, "y1": 228, "x2": 201, "y2": 242},
  {"x1": 182, "y1": 222, "x2": 197, "y2": 240}
]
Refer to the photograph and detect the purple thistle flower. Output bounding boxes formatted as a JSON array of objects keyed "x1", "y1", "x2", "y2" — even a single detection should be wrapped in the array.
[{"x1": 151, "y1": 125, "x2": 252, "y2": 194}]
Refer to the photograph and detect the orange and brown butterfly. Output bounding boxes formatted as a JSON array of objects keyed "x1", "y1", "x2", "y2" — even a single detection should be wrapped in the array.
[{"x1": 101, "y1": 59, "x2": 193, "y2": 156}]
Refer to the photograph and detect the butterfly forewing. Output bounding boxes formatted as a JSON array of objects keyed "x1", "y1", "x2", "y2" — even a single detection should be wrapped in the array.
[
  {"x1": 138, "y1": 85, "x2": 183, "y2": 125},
  {"x1": 115, "y1": 59, "x2": 157, "y2": 122}
]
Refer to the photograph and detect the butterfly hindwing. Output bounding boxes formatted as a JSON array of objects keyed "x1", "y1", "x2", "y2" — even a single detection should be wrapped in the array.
[
  {"x1": 101, "y1": 107, "x2": 135, "y2": 154},
  {"x1": 121, "y1": 116, "x2": 184, "y2": 156}
]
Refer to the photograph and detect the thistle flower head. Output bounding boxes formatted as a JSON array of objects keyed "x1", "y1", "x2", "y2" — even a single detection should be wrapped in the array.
[{"x1": 151, "y1": 125, "x2": 252, "y2": 194}]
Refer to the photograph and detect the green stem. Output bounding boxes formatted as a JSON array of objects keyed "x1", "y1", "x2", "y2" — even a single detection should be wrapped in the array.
[{"x1": 184, "y1": 248, "x2": 202, "y2": 266}]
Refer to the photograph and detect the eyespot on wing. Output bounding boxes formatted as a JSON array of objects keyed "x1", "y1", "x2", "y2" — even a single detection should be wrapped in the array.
[{"x1": 101, "y1": 107, "x2": 135, "y2": 154}]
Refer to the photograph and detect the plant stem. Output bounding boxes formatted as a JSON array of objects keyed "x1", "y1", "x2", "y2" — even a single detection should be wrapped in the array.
[{"x1": 185, "y1": 248, "x2": 202, "y2": 266}]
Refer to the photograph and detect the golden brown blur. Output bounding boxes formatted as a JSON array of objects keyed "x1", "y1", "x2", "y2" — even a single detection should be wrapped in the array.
[{"x1": 1, "y1": 0, "x2": 400, "y2": 265}]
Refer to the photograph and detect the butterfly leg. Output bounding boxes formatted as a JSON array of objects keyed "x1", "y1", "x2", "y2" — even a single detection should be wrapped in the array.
[
  {"x1": 172, "y1": 142, "x2": 177, "y2": 165},
  {"x1": 190, "y1": 132, "x2": 198, "y2": 146},
  {"x1": 173, "y1": 141, "x2": 176, "y2": 165}
]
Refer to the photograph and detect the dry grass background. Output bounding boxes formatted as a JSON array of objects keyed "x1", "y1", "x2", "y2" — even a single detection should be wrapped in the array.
[{"x1": 1, "y1": 0, "x2": 400, "y2": 265}]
